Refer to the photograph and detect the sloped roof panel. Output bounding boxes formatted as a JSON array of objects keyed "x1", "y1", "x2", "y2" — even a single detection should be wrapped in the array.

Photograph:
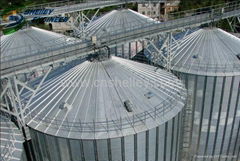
[
  {"x1": 171, "y1": 28, "x2": 240, "y2": 76},
  {"x1": 24, "y1": 56, "x2": 186, "y2": 139},
  {"x1": 85, "y1": 9, "x2": 158, "y2": 38},
  {"x1": 1, "y1": 27, "x2": 78, "y2": 62}
]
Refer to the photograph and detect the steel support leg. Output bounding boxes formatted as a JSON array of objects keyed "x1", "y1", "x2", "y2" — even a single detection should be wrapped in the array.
[
  {"x1": 227, "y1": 17, "x2": 240, "y2": 33},
  {"x1": 129, "y1": 42, "x2": 131, "y2": 59},
  {"x1": 0, "y1": 67, "x2": 52, "y2": 131}
]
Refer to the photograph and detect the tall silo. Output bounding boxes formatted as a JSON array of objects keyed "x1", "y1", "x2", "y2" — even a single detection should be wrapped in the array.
[
  {"x1": 169, "y1": 28, "x2": 240, "y2": 161},
  {"x1": 22, "y1": 56, "x2": 186, "y2": 161},
  {"x1": 0, "y1": 114, "x2": 27, "y2": 161}
]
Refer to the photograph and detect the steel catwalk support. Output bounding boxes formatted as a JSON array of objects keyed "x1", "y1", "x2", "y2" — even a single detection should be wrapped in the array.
[
  {"x1": 18, "y1": 0, "x2": 169, "y2": 21},
  {"x1": 68, "y1": 9, "x2": 100, "y2": 38},
  {"x1": 122, "y1": 44, "x2": 124, "y2": 58},
  {"x1": 143, "y1": 28, "x2": 194, "y2": 71},
  {"x1": 166, "y1": 33, "x2": 173, "y2": 72},
  {"x1": 129, "y1": 42, "x2": 131, "y2": 59},
  {"x1": 144, "y1": 32, "x2": 175, "y2": 71},
  {"x1": 135, "y1": 42, "x2": 138, "y2": 56},
  {"x1": 227, "y1": 16, "x2": 240, "y2": 32},
  {"x1": 80, "y1": 8, "x2": 100, "y2": 37},
  {"x1": 115, "y1": 46, "x2": 117, "y2": 56},
  {"x1": 0, "y1": 66, "x2": 52, "y2": 140},
  {"x1": 67, "y1": 12, "x2": 82, "y2": 37},
  {"x1": 141, "y1": 41, "x2": 145, "y2": 52}
]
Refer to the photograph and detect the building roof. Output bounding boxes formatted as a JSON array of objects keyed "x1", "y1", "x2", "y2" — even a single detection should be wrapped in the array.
[
  {"x1": 0, "y1": 115, "x2": 25, "y2": 161},
  {"x1": 23, "y1": 56, "x2": 186, "y2": 140},
  {"x1": 171, "y1": 28, "x2": 240, "y2": 76},
  {"x1": 1, "y1": 27, "x2": 78, "y2": 62},
  {"x1": 165, "y1": 0, "x2": 180, "y2": 7},
  {"x1": 84, "y1": 9, "x2": 158, "y2": 38}
]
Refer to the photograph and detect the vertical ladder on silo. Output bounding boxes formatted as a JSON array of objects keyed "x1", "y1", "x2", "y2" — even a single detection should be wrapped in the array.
[{"x1": 182, "y1": 93, "x2": 193, "y2": 161}]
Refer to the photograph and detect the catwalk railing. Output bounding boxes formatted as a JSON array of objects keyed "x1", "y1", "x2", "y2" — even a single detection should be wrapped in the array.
[
  {"x1": 24, "y1": 0, "x2": 167, "y2": 11},
  {"x1": 172, "y1": 62, "x2": 240, "y2": 75},
  {"x1": 24, "y1": 96, "x2": 184, "y2": 133},
  {"x1": 1, "y1": 0, "x2": 167, "y2": 24}
]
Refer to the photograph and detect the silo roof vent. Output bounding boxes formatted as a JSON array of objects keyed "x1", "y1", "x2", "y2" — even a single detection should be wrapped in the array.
[
  {"x1": 124, "y1": 100, "x2": 133, "y2": 112},
  {"x1": 144, "y1": 91, "x2": 155, "y2": 99},
  {"x1": 59, "y1": 102, "x2": 71, "y2": 110},
  {"x1": 192, "y1": 55, "x2": 198, "y2": 59}
]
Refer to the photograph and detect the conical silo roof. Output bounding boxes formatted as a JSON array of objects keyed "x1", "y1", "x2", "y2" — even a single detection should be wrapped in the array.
[
  {"x1": 171, "y1": 28, "x2": 240, "y2": 76},
  {"x1": 0, "y1": 115, "x2": 25, "y2": 161},
  {"x1": 23, "y1": 56, "x2": 186, "y2": 140},
  {"x1": 84, "y1": 9, "x2": 158, "y2": 38},
  {"x1": 1, "y1": 27, "x2": 78, "y2": 62}
]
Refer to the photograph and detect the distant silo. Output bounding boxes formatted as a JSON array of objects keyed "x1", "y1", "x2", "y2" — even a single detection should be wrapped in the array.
[
  {"x1": 23, "y1": 56, "x2": 186, "y2": 161},
  {"x1": 0, "y1": 114, "x2": 27, "y2": 161},
  {"x1": 84, "y1": 9, "x2": 158, "y2": 58},
  {"x1": 169, "y1": 28, "x2": 240, "y2": 161},
  {"x1": 0, "y1": 26, "x2": 79, "y2": 81}
]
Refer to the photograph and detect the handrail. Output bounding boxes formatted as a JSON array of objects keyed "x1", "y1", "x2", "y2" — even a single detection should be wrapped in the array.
[
  {"x1": 23, "y1": 0, "x2": 167, "y2": 10},
  {"x1": 168, "y1": 0, "x2": 240, "y2": 20},
  {"x1": 24, "y1": 93, "x2": 185, "y2": 133}
]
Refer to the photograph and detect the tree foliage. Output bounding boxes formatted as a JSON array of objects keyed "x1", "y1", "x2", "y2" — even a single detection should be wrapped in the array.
[{"x1": 179, "y1": 0, "x2": 232, "y2": 11}]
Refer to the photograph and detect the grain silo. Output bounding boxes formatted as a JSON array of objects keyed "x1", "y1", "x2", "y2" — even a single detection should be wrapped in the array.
[
  {"x1": 84, "y1": 9, "x2": 158, "y2": 58},
  {"x1": 22, "y1": 56, "x2": 186, "y2": 161},
  {"x1": 169, "y1": 28, "x2": 240, "y2": 161},
  {"x1": 1, "y1": 26, "x2": 79, "y2": 81},
  {"x1": 0, "y1": 114, "x2": 27, "y2": 161}
]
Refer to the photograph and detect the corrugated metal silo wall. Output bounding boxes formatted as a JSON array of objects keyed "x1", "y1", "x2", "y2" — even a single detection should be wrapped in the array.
[
  {"x1": 110, "y1": 42, "x2": 144, "y2": 59},
  {"x1": 21, "y1": 148, "x2": 28, "y2": 161},
  {"x1": 28, "y1": 111, "x2": 183, "y2": 161},
  {"x1": 178, "y1": 73, "x2": 240, "y2": 161}
]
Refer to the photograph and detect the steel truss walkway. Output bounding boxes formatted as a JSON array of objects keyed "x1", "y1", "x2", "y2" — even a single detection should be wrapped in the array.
[
  {"x1": 1, "y1": 0, "x2": 166, "y2": 25},
  {"x1": 23, "y1": 0, "x2": 166, "y2": 19},
  {"x1": 1, "y1": 1, "x2": 240, "y2": 77}
]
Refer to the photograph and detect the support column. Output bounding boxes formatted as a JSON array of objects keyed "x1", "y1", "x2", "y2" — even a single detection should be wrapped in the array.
[
  {"x1": 166, "y1": 32, "x2": 173, "y2": 71},
  {"x1": 135, "y1": 41, "x2": 138, "y2": 55},
  {"x1": 115, "y1": 46, "x2": 117, "y2": 56},
  {"x1": 122, "y1": 44, "x2": 124, "y2": 58},
  {"x1": 129, "y1": 42, "x2": 131, "y2": 59},
  {"x1": 142, "y1": 41, "x2": 145, "y2": 51}
]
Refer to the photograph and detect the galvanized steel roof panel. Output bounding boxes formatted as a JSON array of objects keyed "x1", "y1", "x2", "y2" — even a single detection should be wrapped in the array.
[
  {"x1": 171, "y1": 28, "x2": 240, "y2": 76},
  {"x1": 85, "y1": 9, "x2": 159, "y2": 38},
  {"x1": 1, "y1": 27, "x2": 78, "y2": 62},
  {"x1": 23, "y1": 56, "x2": 186, "y2": 139}
]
